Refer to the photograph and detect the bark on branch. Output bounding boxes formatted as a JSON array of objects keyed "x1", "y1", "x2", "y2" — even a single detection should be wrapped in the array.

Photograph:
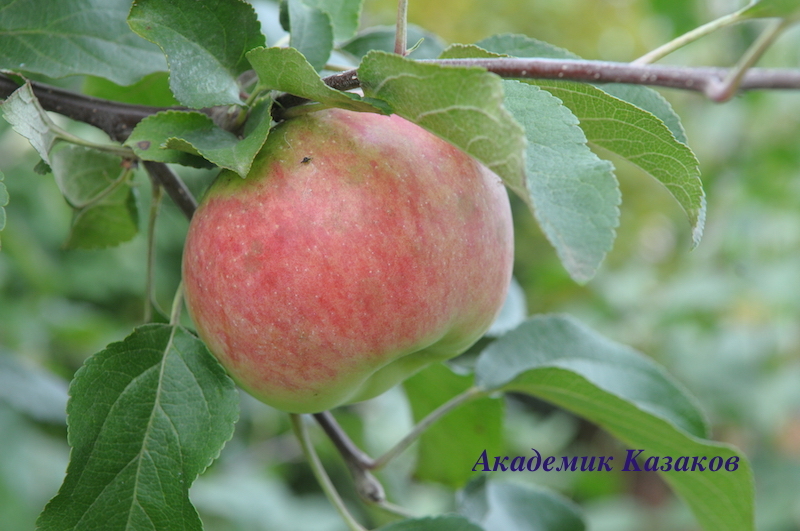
[{"x1": 3, "y1": 57, "x2": 800, "y2": 215}]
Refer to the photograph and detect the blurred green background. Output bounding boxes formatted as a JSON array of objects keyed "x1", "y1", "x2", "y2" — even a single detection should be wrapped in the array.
[{"x1": 1, "y1": 0, "x2": 799, "y2": 530}]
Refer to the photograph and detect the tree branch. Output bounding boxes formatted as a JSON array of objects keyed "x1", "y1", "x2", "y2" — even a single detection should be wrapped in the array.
[
  {"x1": 143, "y1": 161, "x2": 197, "y2": 219},
  {"x1": 324, "y1": 59, "x2": 800, "y2": 102},
  {"x1": 4, "y1": 57, "x2": 800, "y2": 215},
  {"x1": 0, "y1": 74, "x2": 167, "y2": 143}
]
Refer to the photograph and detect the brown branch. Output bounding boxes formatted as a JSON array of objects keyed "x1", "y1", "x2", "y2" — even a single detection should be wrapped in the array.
[
  {"x1": 0, "y1": 74, "x2": 167, "y2": 143},
  {"x1": 143, "y1": 161, "x2": 197, "y2": 220},
  {"x1": 313, "y1": 412, "x2": 376, "y2": 470},
  {"x1": 1, "y1": 75, "x2": 199, "y2": 217},
  {"x1": 323, "y1": 59, "x2": 800, "y2": 102},
  {"x1": 4, "y1": 57, "x2": 800, "y2": 215}
]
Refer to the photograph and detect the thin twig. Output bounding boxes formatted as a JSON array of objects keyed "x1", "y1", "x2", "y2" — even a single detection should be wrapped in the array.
[
  {"x1": 290, "y1": 414, "x2": 368, "y2": 531},
  {"x1": 394, "y1": 0, "x2": 409, "y2": 56},
  {"x1": 707, "y1": 18, "x2": 791, "y2": 102},
  {"x1": 314, "y1": 412, "x2": 376, "y2": 469},
  {"x1": 313, "y1": 412, "x2": 386, "y2": 503},
  {"x1": 632, "y1": 11, "x2": 745, "y2": 65},
  {"x1": 371, "y1": 386, "x2": 485, "y2": 470}
]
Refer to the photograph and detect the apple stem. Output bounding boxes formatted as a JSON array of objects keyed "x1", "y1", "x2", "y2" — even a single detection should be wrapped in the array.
[
  {"x1": 290, "y1": 414, "x2": 369, "y2": 531},
  {"x1": 371, "y1": 386, "x2": 486, "y2": 470},
  {"x1": 394, "y1": 0, "x2": 409, "y2": 56}
]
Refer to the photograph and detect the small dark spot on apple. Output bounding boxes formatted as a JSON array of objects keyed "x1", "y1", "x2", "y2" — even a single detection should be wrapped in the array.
[
  {"x1": 137, "y1": 141, "x2": 151, "y2": 150},
  {"x1": 301, "y1": 156, "x2": 312, "y2": 164}
]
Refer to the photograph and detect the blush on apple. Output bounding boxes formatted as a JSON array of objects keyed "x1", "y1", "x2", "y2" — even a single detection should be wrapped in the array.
[{"x1": 182, "y1": 108, "x2": 514, "y2": 413}]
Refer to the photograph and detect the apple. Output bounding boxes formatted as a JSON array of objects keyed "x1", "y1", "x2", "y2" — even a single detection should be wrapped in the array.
[{"x1": 182, "y1": 108, "x2": 514, "y2": 413}]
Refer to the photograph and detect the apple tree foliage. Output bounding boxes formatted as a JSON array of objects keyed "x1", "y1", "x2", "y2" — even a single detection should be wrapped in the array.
[{"x1": 1, "y1": 0, "x2": 798, "y2": 530}]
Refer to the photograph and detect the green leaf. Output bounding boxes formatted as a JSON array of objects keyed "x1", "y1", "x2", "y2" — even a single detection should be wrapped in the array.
[
  {"x1": 475, "y1": 34, "x2": 689, "y2": 144},
  {"x1": 474, "y1": 35, "x2": 688, "y2": 140},
  {"x1": 739, "y1": 0, "x2": 800, "y2": 20},
  {"x1": 128, "y1": 0, "x2": 266, "y2": 108},
  {"x1": 302, "y1": 0, "x2": 363, "y2": 41},
  {"x1": 341, "y1": 24, "x2": 447, "y2": 60},
  {"x1": 283, "y1": 0, "x2": 335, "y2": 71},
  {"x1": 36, "y1": 324, "x2": 240, "y2": 531},
  {"x1": 51, "y1": 145, "x2": 126, "y2": 208},
  {"x1": 0, "y1": 0, "x2": 166, "y2": 85},
  {"x1": 532, "y1": 81, "x2": 705, "y2": 246},
  {"x1": 475, "y1": 35, "x2": 706, "y2": 246},
  {"x1": 598, "y1": 83, "x2": 687, "y2": 145},
  {"x1": 378, "y1": 515, "x2": 485, "y2": 531},
  {"x1": 475, "y1": 315, "x2": 755, "y2": 531},
  {"x1": 126, "y1": 104, "x2": 272, "y2": 177},
  {"x1": 459, "y1": 477, "x2": 586, "y2": 531},
  {"x1": 358, "y1": 51, "x2": 527, "y2": 203},
  {"x1": 64, "y1": 184, "x2": 139, "y2": 250},
  {"x1": 49, "y1": 146, "x2": 138, "y2": 250},
  {"x1": 445, "y1": 38, "x2": 618, "y2": 281},
  {"x1": 247, "y1": 46, "x2": 388, "y2": 113},
  {"x1": 403, "y1": 364, "x2": 504, "y2": 488},
  {"x1": 1, "y1": 82, "x2": 58, "y2": 164},
  {"x1": 125, "y1": 111, "x2": 217, "y2": 169},
  {"x1": 503, "y1": 80, "x2": 620, "y2": 283}
]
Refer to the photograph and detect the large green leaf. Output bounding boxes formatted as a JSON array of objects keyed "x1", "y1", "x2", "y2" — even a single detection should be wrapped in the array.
[
  {"x1": 358, "y1": 51, "x2": 528, "y2": 204},
  {"x1": 302, "y1": 0, "x2": 363, "y2": 41},
  {"x1": 281, "y1": 0, "x2": 334, "y2": 71},
  {"x1": 502, "y1": 80, "x2": 620, "y2": 283},
  {"x1": 438, "y1": 45, "x2": 620, "y2": 281},
  {"x1": 0, "y1": 0, "x2": 166, "y2": 85},
  {"x1": 475, "y1": 34, "x2": 706, "y2": 246},
  {"x1": 474, "y1": 34, "x2": 688, "y2": 144},
  {"x1": 531, "y1": 80, "x2": 705, "y2": 246},
  {"x1": 36, "y1": 325, "x2": 240, "y2": 531},
  {"x1": 128, "y1": 0, "x2": 266, "y2": 108},
  {"x1": 247, "y1": 46, "x2": 387, "y2": 113},
  {"x1": 403, "y1": 364, "x2": 504, "y2": 488},
  {"x1": 458, "y1": 477, "x2": 586, "y2": 531},
  {"x1": 475, "y1": 315, "x2": 754, "y2": 531}
]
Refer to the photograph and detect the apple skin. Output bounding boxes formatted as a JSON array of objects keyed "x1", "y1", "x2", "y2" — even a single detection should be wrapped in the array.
[{"x1": 182, "y1": 108, "x2": 514, "y2": 413}]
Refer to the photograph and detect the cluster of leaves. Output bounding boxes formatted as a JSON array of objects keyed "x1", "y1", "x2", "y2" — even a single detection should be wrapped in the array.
[{"x1": 4, "y1": 0, "x2": 797, "y2": 530}]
